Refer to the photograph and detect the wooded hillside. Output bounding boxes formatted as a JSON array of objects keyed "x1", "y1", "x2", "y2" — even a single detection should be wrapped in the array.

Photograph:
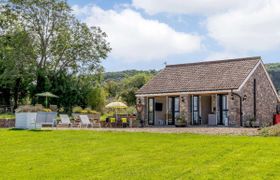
[{"x1": 266, "y1": 63, "x2": 280, "y2": 93}]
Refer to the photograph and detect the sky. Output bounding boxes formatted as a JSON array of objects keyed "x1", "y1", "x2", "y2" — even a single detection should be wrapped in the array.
[{"x1": 69, "y1": 0, "x2": 280, "y2": 72}]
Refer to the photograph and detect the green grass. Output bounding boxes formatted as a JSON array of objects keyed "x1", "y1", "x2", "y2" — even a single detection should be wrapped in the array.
[
  {"x1": 0, "y1": 130, "x2": 280, "y2": 179},
  {"x1": 0, "y1": 113, "x2": 15, "y2": 119}
]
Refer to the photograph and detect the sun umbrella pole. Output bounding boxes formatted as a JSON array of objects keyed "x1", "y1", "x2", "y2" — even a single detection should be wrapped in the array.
[{"x1": 45, "y1": 96, "x2": 48, "y2": 108}]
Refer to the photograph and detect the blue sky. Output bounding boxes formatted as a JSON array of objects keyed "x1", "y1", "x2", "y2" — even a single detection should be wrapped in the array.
[{"x1": 69, "y1": 0, "x2": 280, "y2": 72}]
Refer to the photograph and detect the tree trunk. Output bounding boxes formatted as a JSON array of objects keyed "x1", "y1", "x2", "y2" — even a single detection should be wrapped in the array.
[
  {"x1": 13, "y1": 78, "x2": 21, "y2": 110},
  {"x1": 36, "y1": 69, "x2": 46, "y2": 94}
]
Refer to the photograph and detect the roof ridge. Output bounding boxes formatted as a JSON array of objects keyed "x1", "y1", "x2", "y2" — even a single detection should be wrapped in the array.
[{"x1": 166, "y1": 56, "x2": 261, "y2": 68}]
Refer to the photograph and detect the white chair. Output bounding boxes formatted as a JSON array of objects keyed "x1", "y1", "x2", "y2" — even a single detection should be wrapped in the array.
[
  {"x1": 58, "y1": 114, "x2": 72, "y2": 127},
  {"x1": 36, "y1": 112, "x2": 57, "y2": 127},
  {"x1": 79, "y1": 115, "x2": 92, "y2": 128}
]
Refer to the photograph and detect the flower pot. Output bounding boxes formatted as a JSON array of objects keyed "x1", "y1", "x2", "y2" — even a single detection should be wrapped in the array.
[{"x1": 175, "y1": 121, "x2": 187, "y2": 127}]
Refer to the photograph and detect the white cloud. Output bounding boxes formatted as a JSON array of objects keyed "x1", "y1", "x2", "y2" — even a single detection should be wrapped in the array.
[
  {"x1": 204, "y1": 51, "x2": 244, "y2": 61},
  {"x1": 133, "y1": 0, "x2": 280, "y2": 54},
  {"x1": 132, "y1": 0, "x2": 246, "y2": 15},
  {"x1": 207, "y1": 0, "x2": 280, "y2": 52},
  {"x1": 73, "y1": 1, "x2": 280, "y2": 63},
  {"x1": 73, "y1": 5, "x2": 202, "y2": 62}
]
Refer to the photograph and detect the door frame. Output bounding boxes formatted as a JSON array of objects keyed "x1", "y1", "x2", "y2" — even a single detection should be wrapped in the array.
[
  {"x1": 191, "y1": 95, "x2": 201, "y2": 125},
  {"x1": 217, "y1": 94, "x2": 228, "y2": 125},
  {"x1": 168, "y1": 96, "x2": 180, "y2": 125}
]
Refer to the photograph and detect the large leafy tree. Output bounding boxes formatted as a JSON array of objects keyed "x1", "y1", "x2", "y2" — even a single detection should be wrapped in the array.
[
  {"x1": 0, "y1": 3, "x2": 36, "y2": 108},
  {"x1": 6, "y1": 0, "x2": 111, "y2": 93},
  {"x1": 0, "y1": 28, "x2": 36, "y2": 109},
  {"x1": 0, "y1": 0, "x2": 110, "y2": 110},
  {"x1": 47, "y1": 72, "x2": 92, "y2": 112}
]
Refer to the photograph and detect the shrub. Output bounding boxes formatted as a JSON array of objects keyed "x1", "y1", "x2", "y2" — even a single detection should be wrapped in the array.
[
  {"x1": 126, "y1": 106, "x2": 136, "y2": 115},
  {"x1": 80, "y1": 110, "x2": 88, "y2": 114},
  {"x1": 16, "y1": 105, "x2": 44, "y2": 112},
  {"x1": 88, "y1": 110, "x2": 99, "y2": 114},
  {"x1": 72, "y1": 107, "x2": 100, "y2": 114},
  {"x1": 58, "y1": 107, "x2": 64, "y2": 113},
  {"x1": 84, "y1": 107, "x2": 92, "y2": 113},
  {"x1": 260, "y1": 124, "x2": 280, "y2": 136},
  {"x1": 72, "y1": 106, "x2": 83, "y2": 113},
  {"x1": 42, "y1": 108, "x2": 52, "y2": 112}
]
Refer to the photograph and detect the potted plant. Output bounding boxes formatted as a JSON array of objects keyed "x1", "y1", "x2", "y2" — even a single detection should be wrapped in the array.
[
  {"x1": 175, "y1": 113, "x2": 187, "y2": 127},
  {"x1": 250, "y1": 118, "x2": 260, "y2": 128}
]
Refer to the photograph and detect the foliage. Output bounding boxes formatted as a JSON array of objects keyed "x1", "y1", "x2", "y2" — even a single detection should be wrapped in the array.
[
  {"x1": 176, "y1": 113, "x2": 186, "y2": 123},
  {"x1": 266, "y1": 63, "x2": 280, "y2": 92},
  {"x1": 1, "y1": 130, "x2": 280, "y2": 179},
  {"x1": 103, "y1": 80, "x2": 121, "y2": 100},
  {"x1": 46, "y1": 72, "x2": 94, "y2": 113},
  {"x1": 0, "y1": 113, "x2": 15, "y2": 119},
  {"x1": 260, "y1": 124, "x2": 280, "y2": 136},
  {"x1": 72, "y1": 106, "x2": 83, "y2": 113},
  {"x1": 87, "y1": 86, "x2": 107, "y2": 112},
  {"x1": 0, "y1": 0, "x2": 110, "y2": 111},
  {"x1": 7, "y1": 0, "x2": 110, "y2": 74},
  {"x1": 0, "y1": 28, "x2": 36, "y2": 108},
  {"x1": 126, "y1": 106, "x2": 137, "y2": 115},
  {"x1": 72, "y1": 106, "x2": 99, "y2": 114},
  {"x1": 42, "y1": 108, "x2": 52, "y2": 112},
  {"x1": 15, "y1": 105, "x2": 43, "y2": 112},
  {"x1": 80, "y1": 110, "x2": 88, "y2": 114},
  {"x1": 119, "y1": 73, "x2": 153, "y2": 106},
  {"x1": 103, "y1": 71, "x2": 156, "y2": 106},
  {"x1": 104, "y1": 69, "x2": 157, "y2": 81}
]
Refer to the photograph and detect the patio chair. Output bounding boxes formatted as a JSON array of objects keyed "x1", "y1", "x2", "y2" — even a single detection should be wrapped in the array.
[
  {"x1": 121, "y1": 117, "x2": 128, "y2": 128},
  {"x1": 88, "y1": 114, "x2": 101, "y2": 128},
  {"x1": 79, "y1": 115, "x2": 92, "y2": 128},
  {"x1": 110, "y1": 117, "x2": 116, "y2": 127},
  {"x1": 58, "y1": 114, "x2": 72, "y2": 127},
  {"x1": 36, "y1": 112, "x2": 57, "y2": 127}
]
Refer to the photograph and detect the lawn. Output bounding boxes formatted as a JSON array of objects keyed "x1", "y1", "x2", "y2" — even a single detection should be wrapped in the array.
[
  {"x1": 0, "y1": 113, "x2": 15, "y2": 119},
  {"x1": 0, "y1": 130, "x2": 280, "y2": 179}
]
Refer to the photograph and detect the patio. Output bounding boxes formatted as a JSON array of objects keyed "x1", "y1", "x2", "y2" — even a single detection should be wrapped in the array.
[{"x1": 47, "y1": 127, "x2": 260, "y2": 136}]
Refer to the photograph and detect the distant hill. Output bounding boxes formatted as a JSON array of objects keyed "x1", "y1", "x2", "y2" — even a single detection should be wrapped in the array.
[
  {"x1": 104, "y1": 70, "x2": 158, "y2": 81},
  {"x1": 266, "y1": 63, "x2": 280, "y2": 94}
]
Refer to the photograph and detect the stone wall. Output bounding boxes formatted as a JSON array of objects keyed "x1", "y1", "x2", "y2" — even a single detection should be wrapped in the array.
[
  {"x1": 180, "y1": 95, "x2": 192, "y2": 125},
  {"x1": 234, "y1": 64, "x2": 279, "y2": 127},
  {"x1": 228, "y1": 95, "x2": 240, "y2": 126},
  {"x1": 0, "y1": 119, "x2": 15, "y2": 128}
]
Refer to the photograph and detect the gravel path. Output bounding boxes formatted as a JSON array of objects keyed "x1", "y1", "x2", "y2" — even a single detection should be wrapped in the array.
[{"x1": 50, "y1": 127, "x2": 260, "y2": 136}]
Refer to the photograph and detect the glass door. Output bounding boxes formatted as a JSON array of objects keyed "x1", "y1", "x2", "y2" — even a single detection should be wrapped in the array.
[
  {"x1": 192, "y1": 95, "x2": 200, "y2": 125},
  {"x1": 168, "y1": 97, "x2": 180, "y2": 125},
  {"x1": 148, "y1": 98, "x2": 154, "y2": 125},
  {"x1": 217, "y1": 95, "x2": 228, "y2": 125}
]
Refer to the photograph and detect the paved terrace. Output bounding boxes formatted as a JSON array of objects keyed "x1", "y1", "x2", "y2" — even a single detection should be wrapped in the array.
[{"x1": 48, "y1": 127, "x2": 260, "y2": 136}]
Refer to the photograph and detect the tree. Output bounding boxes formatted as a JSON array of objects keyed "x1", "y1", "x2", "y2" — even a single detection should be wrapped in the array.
[
  {"x1": 46, "y1": 71, "x2": 92, "y2": 112},
  {"x1": 0, "y1": 29, "x2": 36, "y2": 109},
  {"x1": 120, "y1": 73, "x2": 153, "y2": 106},
  {"x1": 87, "y1": 86, "x2": 107, "y2": 112},
  {"x1": 7, "y1": 0, "x2": 111, "y2": 93},
  {"x1": 103, "y1": 80, "x2": 121, "y2": 100}
]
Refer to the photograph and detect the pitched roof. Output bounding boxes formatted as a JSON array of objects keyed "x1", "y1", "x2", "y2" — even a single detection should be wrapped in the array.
[{"x1": 137, "y1": 56, "x2": 261, "y2": 95}]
